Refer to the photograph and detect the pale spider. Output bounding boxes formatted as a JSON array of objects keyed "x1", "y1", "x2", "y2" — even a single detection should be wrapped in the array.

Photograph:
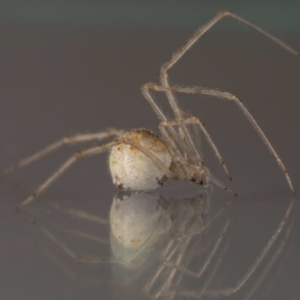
[{"x1": 1, "y1": 10, "x2": 298, "y2": 209}]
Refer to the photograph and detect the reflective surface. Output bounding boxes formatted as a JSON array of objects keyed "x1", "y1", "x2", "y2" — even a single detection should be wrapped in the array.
[{"x1": 1, "y1": 4, "x2": 300, "y2": 300}]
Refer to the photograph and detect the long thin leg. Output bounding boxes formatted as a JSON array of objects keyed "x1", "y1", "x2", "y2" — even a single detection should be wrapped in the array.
[
  {"x1": 158, "y1": 113, "x2": 236, "y2": 194},
  {"x1": 143, "y1": 83, "x2": 295, "y2": 195},
  {"x1": 159, "y1": 10, "x2": 299, "y2": 122},
  {"x1": 141, "y1": 87, "x2": 203, "y2": 165},
  {"x1": 21, "y1": 212, "x2": 117, "y2": 264},
  {"x1": 161, "y1": 117, "x2": 232, "y2": 180},
  {"x1": 197, "y1": 239, "x2": 230, "y2": 298},
  {"x1": 16, "y1": 141, "x2": 117, "y2": 209},
  {"x1": 178, "y1": 199, "x2": 234, "y2": 240},
  {"x1": 158, "y1": 11, "x2": 299, "y2": 183},
  {"x1": 204, "y1": 197, "x2": 295, "y2": 297},
  {"x1": 164, "y1": 217, "x2": 231, "y2": 278},
  {"x1": 179, "y1": 109, "x2": 204, "y2": 157},
  {"x1": 161, "y1": 10, "x2": 299, "y2": 81},
  {"x1": 155, "y1": 236, "x2": 194, "y2": 299},
  {"x1": 46, "y1": 202, "x2": 109, "y2": 225},
  {"x1": 158, "y1": 197, "x2": 294, "y2": 299},
  {"x1": 120, "y1": 136, "x2": 175, "y2": 179},
  {"x1": 1, "y1": 129, "x2": 124, "y2": 176},
  {"x1": 144, "y1": 239, "x2": 179, "y2": 294},
  {"x1": 244, "y1": 221, "x2": 293, "y2": 300}
]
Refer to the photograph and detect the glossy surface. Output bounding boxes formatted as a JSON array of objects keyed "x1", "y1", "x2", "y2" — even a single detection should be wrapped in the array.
[{"x1": 0, "y1": 3, "x2": 300, "y2": 300}]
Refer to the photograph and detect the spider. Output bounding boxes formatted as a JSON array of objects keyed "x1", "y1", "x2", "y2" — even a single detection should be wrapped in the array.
[{"x1": 1, "y1": 10, "x2": 298, "y2": 209}]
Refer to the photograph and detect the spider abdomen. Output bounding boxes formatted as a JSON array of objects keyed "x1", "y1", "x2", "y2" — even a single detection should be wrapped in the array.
[{"x1": 109, "y1": 129, "x2": 172, "y2": 191}]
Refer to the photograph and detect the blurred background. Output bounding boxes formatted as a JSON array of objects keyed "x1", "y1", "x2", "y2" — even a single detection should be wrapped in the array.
[{"x1": 0, "y1": 1, "x2": 299, "y2": 300}]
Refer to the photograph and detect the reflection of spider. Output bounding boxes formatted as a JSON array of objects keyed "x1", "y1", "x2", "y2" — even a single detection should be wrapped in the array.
[
  {"x1": 2, "y1": 11, "x2": 297, "y2": 209},
  {"x1": 20, "y1": 191, "x2": 295, "y2": 298}
]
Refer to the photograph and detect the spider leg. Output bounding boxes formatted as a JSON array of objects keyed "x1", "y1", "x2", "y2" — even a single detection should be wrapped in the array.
[
  {"x1": 158, "y1": 11, "x2": 299, "y2": 187},
  {"x1": 141, "y1": 87, "x2": 203, "y2": 166},
  {"x1": 16, "y1": 141, "x2": 117, "y2": 209},
  {"x1": 143, "y1": 83, "x2": 295, "y2": 196},
  {"x1": 120, "y1": 136, "x2": 175, "y2": 179},
  {"x1": 160, "y1": 10, "x2": 299, "y2": 122},
  {"x1": 179, "y1": 109, "x2": 203, "y2": 156},
  {"x1": 1, "y1": 129, "x2": 124, "y2": 176},
  {"x1": 208, "y1": 173, "x2": 237, "y2": 196},
  {"x1": 161, "y1": 10, "x2": 299, "y2": 84},
  {"x1": 143, "y1": 86, "x2": 235, "y2": 194},
  {"x1": 161, "y1": 117, "x2": 232, "y2": 180},
  {"x1": 158, "y1": 120, "x2": 194, "y2": 181},
  {"x1": 160, "y1": 116, "x2": 237, "y2": 195}
]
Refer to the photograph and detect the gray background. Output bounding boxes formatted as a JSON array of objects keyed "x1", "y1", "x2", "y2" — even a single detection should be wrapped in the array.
[{"x1": 0, "y1": 1, "x2": 299, "y2": 299}]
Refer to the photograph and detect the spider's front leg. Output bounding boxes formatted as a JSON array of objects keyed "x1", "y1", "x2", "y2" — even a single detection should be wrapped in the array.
[
  {"x1": 16, "y1": 141, "x2": 117, "y2": 209},
  {"x1": 1, "y1": 129, "x2": 124, "y2": 176}
]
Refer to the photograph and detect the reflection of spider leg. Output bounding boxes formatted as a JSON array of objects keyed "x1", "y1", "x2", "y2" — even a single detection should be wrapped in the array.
[
  {"x1": 1, "y1": 129, "x2": 124, "y2": 176},
  {"x1": 146, "y1": 199, "x2": 232, "y2": 297},
  {"x1": 260, "y1": 244, "x2": 293, "y2": 300},
  {"x1": 61, "y1": 229, "x2": 108, "y2": 245},
  {"x1": 36, "y1": 243, "x2": 79, "y2": 281},
  {"x1": 19, "y1": 211, "x2": 124, "y2": 286},
  {"x1": 154, "y1": 236, "x2": 194, "y2": 299},
  {"x1": 43, "y1": 208, "x2": 109, "y2": 244},
  {"x1": 143, "y1": 239, "x2": 179, "y2": 294},
  {"x1": 198, "y1": 240, "x2": 230, "y2": 298},
  {"x1": 178, "y1": 199, "x2": 233, "y2": 240},
  {"x1": 144, "y1": 237, "x2": 190, "y2": 296},
  {"x1": 16, "y1": 141, "x2": 118, "y2": 209},
  {"x1": 155, "y1": 199, "x2": 294, "y2": 299},
  {"x1": 244, "y1": 220, "x2": 294, "y2": 300},
  {"x1": 21, "y1": 212, "x2": 117, "y2": 264},
  {"x1": 196, "y1": 198, "x2": 294, "y2": 298},
  {"x1": 143, "y1": 83, "x2": 295, "y2": 195},
  {"x1": 13, "y1": 183, "x2": 110, "y2": 242},
  {"x1": 45, "y1": 201, "x2": 109, "y2": 226},
  {"x1": 163, "y1": 217, "x2": 231, "y2": 279},
  {"x1": 218, "y1": 198, "x2": 294, "y2": 296},
  {"x1": 165, "y1": 240, "x2": 230, "y2": 299},
  {"x1": 34, "y1": 238, "x2": 122, "y2": 288}
]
